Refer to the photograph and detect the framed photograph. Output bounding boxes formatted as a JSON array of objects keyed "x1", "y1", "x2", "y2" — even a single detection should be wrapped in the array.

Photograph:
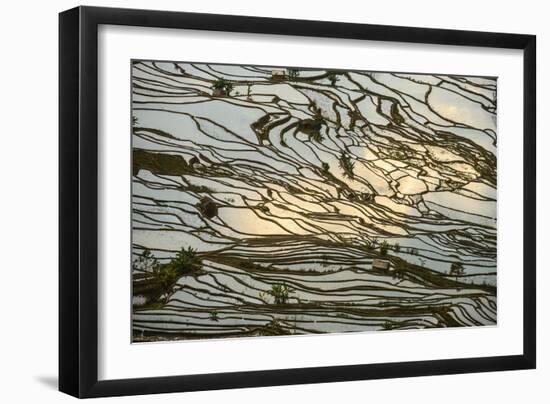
[{"x1": 59, "y1": 6, "x2": 536, "y2": 398}]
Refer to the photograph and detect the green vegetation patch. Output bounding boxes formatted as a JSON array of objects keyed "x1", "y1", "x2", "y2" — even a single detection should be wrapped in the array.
[
  {"x1": 133, "y1": 149, "x2": 190, "y2": 176},
  {"x1": 133, "y1": 247, "x2": 204, "y2": 308}
]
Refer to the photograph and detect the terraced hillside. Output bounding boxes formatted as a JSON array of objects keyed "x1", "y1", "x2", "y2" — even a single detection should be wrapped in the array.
[{"x1": 131, "y1": 61, "x2": 497, "y2": 342}]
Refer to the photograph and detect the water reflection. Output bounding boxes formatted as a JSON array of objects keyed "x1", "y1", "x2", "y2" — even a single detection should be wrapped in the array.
[{"x1": 131, "y1": 61, "x2": 497, "y2": 342}]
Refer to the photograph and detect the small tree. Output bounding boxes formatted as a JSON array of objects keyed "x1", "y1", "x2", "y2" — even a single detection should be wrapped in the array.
[
  {"x1": 268, "y1": 283, "x2": 292, "y2": 304},
  {"x1": 338, "y1": 152, "x2": 355, "y2": 179},
  {"x1": 211, "y1": 78, "x2": 234, "y2": 95},
  {"x1": 380, "y1": 241, "x2": 390, "y2": 256},
  {"x1": 307, "y1": 114, "x2": 325, "y2": 142},
  {"x1": 327, "y1": 72, "x2": 339, "y2": 86},
  {"x1": 364, "y1": 240, "x2": 375, "y2": 251},
  {"x1": 313, "y1": 112, "x2": 325, "y2": 125},
  {"x1": 209, "y1": 310, "x2": 219, "y2": 322},
  {"x1": 157, "y1": 264, "x2": 179, "y2": 291},
  {"x1": 287, "y1": 68, "x2": 300, "y2": 80},
  {"x1": 170, "y1": 246, "x2": 203, "y2": 275},
  {"x1": 450, "y1": 262, "x2": 465, "y2": 282}
]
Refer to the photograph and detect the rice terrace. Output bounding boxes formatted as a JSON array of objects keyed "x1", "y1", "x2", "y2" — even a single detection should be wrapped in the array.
[{"x1": 130, "y1": 61, "x2": 497, "y2": 342}]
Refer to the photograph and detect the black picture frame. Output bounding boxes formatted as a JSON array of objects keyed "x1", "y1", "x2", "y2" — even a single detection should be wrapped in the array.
[{"x1": 59, "y1": 5, "x2": 536, "y2": 398}]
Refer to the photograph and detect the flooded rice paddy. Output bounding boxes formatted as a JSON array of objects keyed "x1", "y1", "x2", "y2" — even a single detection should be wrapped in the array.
[{"x1": 131, "y1": 61, "x2": 497, "y2": 342}]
